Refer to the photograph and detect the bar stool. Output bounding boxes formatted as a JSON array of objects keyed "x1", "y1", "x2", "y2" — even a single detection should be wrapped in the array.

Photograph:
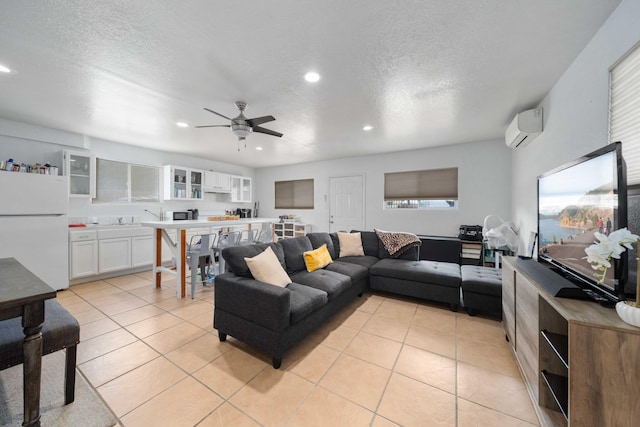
[
  {"x1": 254, "y1": 228, "x2": 274, "y2": 243},
  {"x1": 237, "y1": 229, "x2": 257, "y2": 245},
  {"x1": 186, "y1": 233, "x2": 218, "y2": 298},
  {"x1": 213, "y1": 231, "x2": 241, "y2": 274}
]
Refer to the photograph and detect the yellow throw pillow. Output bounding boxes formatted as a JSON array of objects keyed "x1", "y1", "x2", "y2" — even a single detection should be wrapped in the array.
[
  {"x1": 303, "y1": 244, "x2": 334, "y2": 272},
  {"x1": 244, "y1": 246, "x2": 291, "y2": 288},
  {"x1": 338, "y1": 232, "x2": 365, "y2": 257}
]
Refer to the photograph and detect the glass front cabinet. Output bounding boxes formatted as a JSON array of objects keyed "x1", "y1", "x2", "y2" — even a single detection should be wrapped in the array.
[
  {"x1": 163, "y1": 165, "x2": 204, "y2": 201},
  {"x1": 231, "y1": 175, "x2": 252, "y2": 203},
  {"x1": 63, "y1": 150, "x2": 96, "y2": 198}
]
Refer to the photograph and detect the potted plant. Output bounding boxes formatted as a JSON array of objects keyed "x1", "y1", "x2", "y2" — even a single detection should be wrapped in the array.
[{"x1": 584, "y1": 228, "x2": 640, "y2": 327}]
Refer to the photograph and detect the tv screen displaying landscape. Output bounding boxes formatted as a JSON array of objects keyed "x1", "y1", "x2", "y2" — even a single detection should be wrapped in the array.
[{"x1": 538, "y1": 150, "x2": 618, "y2": 291}]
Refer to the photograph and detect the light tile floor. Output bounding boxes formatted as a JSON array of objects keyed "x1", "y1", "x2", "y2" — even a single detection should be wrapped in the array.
[{"x1": 57, "y1": 271, "x2": 539, "y2": 427}]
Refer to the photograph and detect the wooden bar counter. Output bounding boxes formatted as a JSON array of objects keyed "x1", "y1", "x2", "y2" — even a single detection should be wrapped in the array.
[{"x1": 141, "y1": 218, "x2": 277, "y2": 298}]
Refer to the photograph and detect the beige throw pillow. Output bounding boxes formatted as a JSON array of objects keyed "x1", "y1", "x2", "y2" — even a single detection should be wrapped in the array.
[
  {"x1": 338, "y1": 232, "x2": 365, "y2": 257},
  {"x1": 244, "y1": 247, "x2": 291, "y2": 288}
]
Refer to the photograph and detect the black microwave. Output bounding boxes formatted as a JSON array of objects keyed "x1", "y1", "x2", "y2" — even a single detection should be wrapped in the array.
[{"x1": 168, "y1": 211, "x2": 192, "y2": 221}]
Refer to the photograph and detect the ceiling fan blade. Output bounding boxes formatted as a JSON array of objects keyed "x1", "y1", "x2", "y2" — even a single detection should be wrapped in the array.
[
  {"x1": 203, "y1": 108, "x2": 233, "y2": 121},
  {"x1": 194, "y1": 124, "x2": 231, "y2": 128},
  {"x1": 247, "y1": 115, "x2": 276, "y2": 127},
  {"x1": 252, "y1": 125, "x2": 283, "y2": 138}
]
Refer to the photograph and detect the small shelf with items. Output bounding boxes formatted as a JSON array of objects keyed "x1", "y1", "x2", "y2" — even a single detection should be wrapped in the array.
[
  {"x1": 273, "y1": 222, "x2": 311, "y2": 240},
  {"x1": 460, "y1": 241, "x2": 483, "y2": 265},
  {"x1": 482, "y1": 243, "x2": 514, "y2": 268}
]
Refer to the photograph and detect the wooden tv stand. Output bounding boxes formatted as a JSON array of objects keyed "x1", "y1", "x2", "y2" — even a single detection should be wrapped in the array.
[{"x1": 502, "y1": 257, "x2": 640, "y2": 427}]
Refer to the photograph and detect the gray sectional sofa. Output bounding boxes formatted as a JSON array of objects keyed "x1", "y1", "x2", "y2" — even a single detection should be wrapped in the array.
[{"x1": 214, "y1": 230, "x2": 490, "y2": 368}]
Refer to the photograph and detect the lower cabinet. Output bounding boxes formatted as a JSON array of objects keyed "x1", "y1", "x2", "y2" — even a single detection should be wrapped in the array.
[
  {"x1": 70, "y1": 239, "x2": 98, "y2": 279},
  {"x1": 503, "y1": 257, "x2": 640, "y2": 427},
  {"x1": 70, "y1": 226, "x2": 173, "y2": 281},
  {"x1": 131, "y1": 235, "x2": 154, "y2": 268},
  {"x1": 99, "y1": 237, "x2": 132, "y2": 273}
]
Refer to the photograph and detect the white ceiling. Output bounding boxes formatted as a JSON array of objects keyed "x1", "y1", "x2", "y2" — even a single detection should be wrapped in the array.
[{"x1": 0, "y1": 0, "x2": 621, "y2": 168}]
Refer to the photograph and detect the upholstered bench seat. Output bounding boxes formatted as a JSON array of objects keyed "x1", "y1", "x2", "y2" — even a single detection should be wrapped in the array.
[
  {"x1": 0, "y1": 299, "x2": 80, "y2": 404},
  {"x1": 369, "y1": 259, "x2": 462, "y2": 311},
  {"x1": 461, "y1": 265, "x2": 503, "y2": 318},
  {"x1": 370, "y1": 259, "x2": 461, "y2": 288}
]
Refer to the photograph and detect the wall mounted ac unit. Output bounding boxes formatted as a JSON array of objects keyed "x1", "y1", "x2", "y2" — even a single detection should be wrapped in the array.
[{"x1": 505, "y1": 108, "x2": 542, "y2": 149}]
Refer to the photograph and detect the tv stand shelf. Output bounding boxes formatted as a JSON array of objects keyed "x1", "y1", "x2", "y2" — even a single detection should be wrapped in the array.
[{"x1": 502, "y1": 257, "x2": 640, "y2": 427}]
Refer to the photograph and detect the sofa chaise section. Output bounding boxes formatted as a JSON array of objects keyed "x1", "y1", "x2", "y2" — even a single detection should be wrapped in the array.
[{"x1": 369, "y1": 258, "x2": 462, "y2": 311}]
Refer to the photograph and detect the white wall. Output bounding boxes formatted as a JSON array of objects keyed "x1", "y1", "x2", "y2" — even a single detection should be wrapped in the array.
[
  {"x1": 0, "y1": 121, "x2": 255, "y2": 223},
  {"x1": 255, "y1": 139, "x2": 512, "y2": 237},
  {"x1": 511, "y1": 0, "x2": 640, "y2": 251}
]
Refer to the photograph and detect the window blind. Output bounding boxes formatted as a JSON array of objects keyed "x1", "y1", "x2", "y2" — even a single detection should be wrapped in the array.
[
  {"x1": 96, "y1": 159, "x2": 128, "y2": 203},
  {"x1": 131, "y1": 164, "x2": 160, "y2": 202},
  {"x1": 384, "y1": 167, "x2": 458, "y2": 200},
  {"x1": 610, "y1": 42, "x2": 640, "y2": 186},
  {"x1": 95, "y1": 159, "x2": 160, "y2": 203},
  {"x1": 275, "y1": 179, "x2": 314, "y2": 209}
]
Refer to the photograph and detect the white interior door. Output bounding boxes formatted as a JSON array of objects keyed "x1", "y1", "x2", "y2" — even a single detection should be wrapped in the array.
[{"x1": 329, "y1": 175, "x2": 364, "y2": 232}]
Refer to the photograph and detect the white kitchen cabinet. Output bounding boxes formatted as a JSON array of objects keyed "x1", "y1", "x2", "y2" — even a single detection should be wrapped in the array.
[
  {"x1": 70, "y1": 226, "x2": 173, "y2": 281},
  {"x1": 163, "y1": 165, "x2": 204, "y2": 200},
  {"x1": 131, "y1": 235, "x2": 153, "y2": 267},
  {"x1": 69, "y1": 230, "x2": 98, "y2": 279},
  {"x1": 203, "y1": 171, "x2": 232, "y2": 193},
  {"x1": 63, "y1": 149, "x2": 96, "y2": 198},
  {"x1": 99, "y1": 237, "x2": 131, "y2": 273},
  {"x1": 231, "y1": 175, "x2": 252, "y2": 202}
]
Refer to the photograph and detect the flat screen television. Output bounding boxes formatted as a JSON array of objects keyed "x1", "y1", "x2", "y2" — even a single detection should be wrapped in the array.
[{"x1": 537, "y1": 142, "x2": 627, "y2": 301}]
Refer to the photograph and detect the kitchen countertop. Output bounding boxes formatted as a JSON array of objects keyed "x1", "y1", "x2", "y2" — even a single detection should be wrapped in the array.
[
  {"x1": 69, "y1": 223, "x2": 145, "y2": 229},
  {"x1": 140, "y1": 218, "x2": 278, "y2": 229}
]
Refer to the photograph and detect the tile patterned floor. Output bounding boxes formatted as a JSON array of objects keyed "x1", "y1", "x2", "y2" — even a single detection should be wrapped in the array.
[{"x1": 57, "y1": 271, "x2": 539, "y2": 426}]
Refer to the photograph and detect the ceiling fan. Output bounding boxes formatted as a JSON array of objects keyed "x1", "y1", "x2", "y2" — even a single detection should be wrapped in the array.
[{"x1": 195, "y1": 101, "x2": 283, "y2": 149}]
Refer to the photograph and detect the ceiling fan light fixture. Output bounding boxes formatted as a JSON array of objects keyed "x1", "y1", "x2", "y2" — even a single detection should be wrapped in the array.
[
  {"x1": 198, "y1": 101, "x2": 282, "y2": 147},
  {"x1": 175, "y1": 122, "x2": 189, "y2": 128},
  {"x1": 304, "y1": 71, "x2": 320, "y2": 83},
  {"x1": 363, "y1": 125, "x2": 373, "y2": 131},
  {"x1": 256, "y1": 146, "x2": 263, "y2": 151},
  {"x1": 232, "y1": 124, "x2": 251, "y2": 138}
]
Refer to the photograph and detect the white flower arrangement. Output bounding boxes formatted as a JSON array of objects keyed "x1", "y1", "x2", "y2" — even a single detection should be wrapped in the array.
[{"x1": 584, "y1": 228, "x2": 639, "y2": 284}]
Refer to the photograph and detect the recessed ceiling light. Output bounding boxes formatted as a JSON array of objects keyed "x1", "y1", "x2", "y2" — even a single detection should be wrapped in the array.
[
  {"x1": 363, "y1": 125, "x2": 373, "y2": 131},
  {"x1": 175, "y1": 122, "x2": 189, "y2": 128},
  {"x1": 304, "y1": 71, "x2": 320, "y2": 83},
  {"x1": 256, "y1": 146, "x2": 263, "y2": 151},
  {"x1": 0, "y1": 64, "x2": 15, "y2": 74}
]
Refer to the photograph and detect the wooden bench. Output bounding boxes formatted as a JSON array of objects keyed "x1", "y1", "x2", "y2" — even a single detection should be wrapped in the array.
[{"x1": 0, "y1": 299, "x2": 80, "y2": 404}]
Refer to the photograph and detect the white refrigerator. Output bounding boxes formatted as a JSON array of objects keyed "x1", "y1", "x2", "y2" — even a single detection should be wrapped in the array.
[{"x1": 0, "y1": 172, "x2": 69, "y2": 290}]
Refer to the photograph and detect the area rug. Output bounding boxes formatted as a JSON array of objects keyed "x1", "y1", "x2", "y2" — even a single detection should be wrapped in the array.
[{"x1": 0, "y1": 351, "x2": 118, "y2": 426}]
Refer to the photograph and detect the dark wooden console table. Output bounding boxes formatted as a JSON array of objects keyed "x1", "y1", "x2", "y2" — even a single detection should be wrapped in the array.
[{"x1": 0, "y1": 258, "x2": 56, "y2": 427}]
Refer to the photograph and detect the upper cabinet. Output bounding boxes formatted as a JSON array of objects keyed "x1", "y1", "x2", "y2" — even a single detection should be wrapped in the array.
[
  {"x1": 231, "y1": 175, "x2": 252, "y2": 203},
  {"x1": 203, "y1": 171, "x2": 232, "y2": 193},
  {"x1": 163, "y1": 165, "x2": 204, "y2": 201},
  {"x1": 63, "y1": 150, "x2": 96, "y2": 198}
]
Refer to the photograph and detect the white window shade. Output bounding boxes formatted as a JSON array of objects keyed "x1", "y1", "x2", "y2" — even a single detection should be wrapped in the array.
[
  {"x1": 610, "y1": 42, "x2": 640, "y2": 186},
  {"x1": 95, "y1": 159, "x2": 160, "y2": 203},
  {"x1": 96, "y1": 159, "x2": 128, "y2": 203},
  {"x1": 131, "y1": 164, "x2": 159, "y2": 202}
]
